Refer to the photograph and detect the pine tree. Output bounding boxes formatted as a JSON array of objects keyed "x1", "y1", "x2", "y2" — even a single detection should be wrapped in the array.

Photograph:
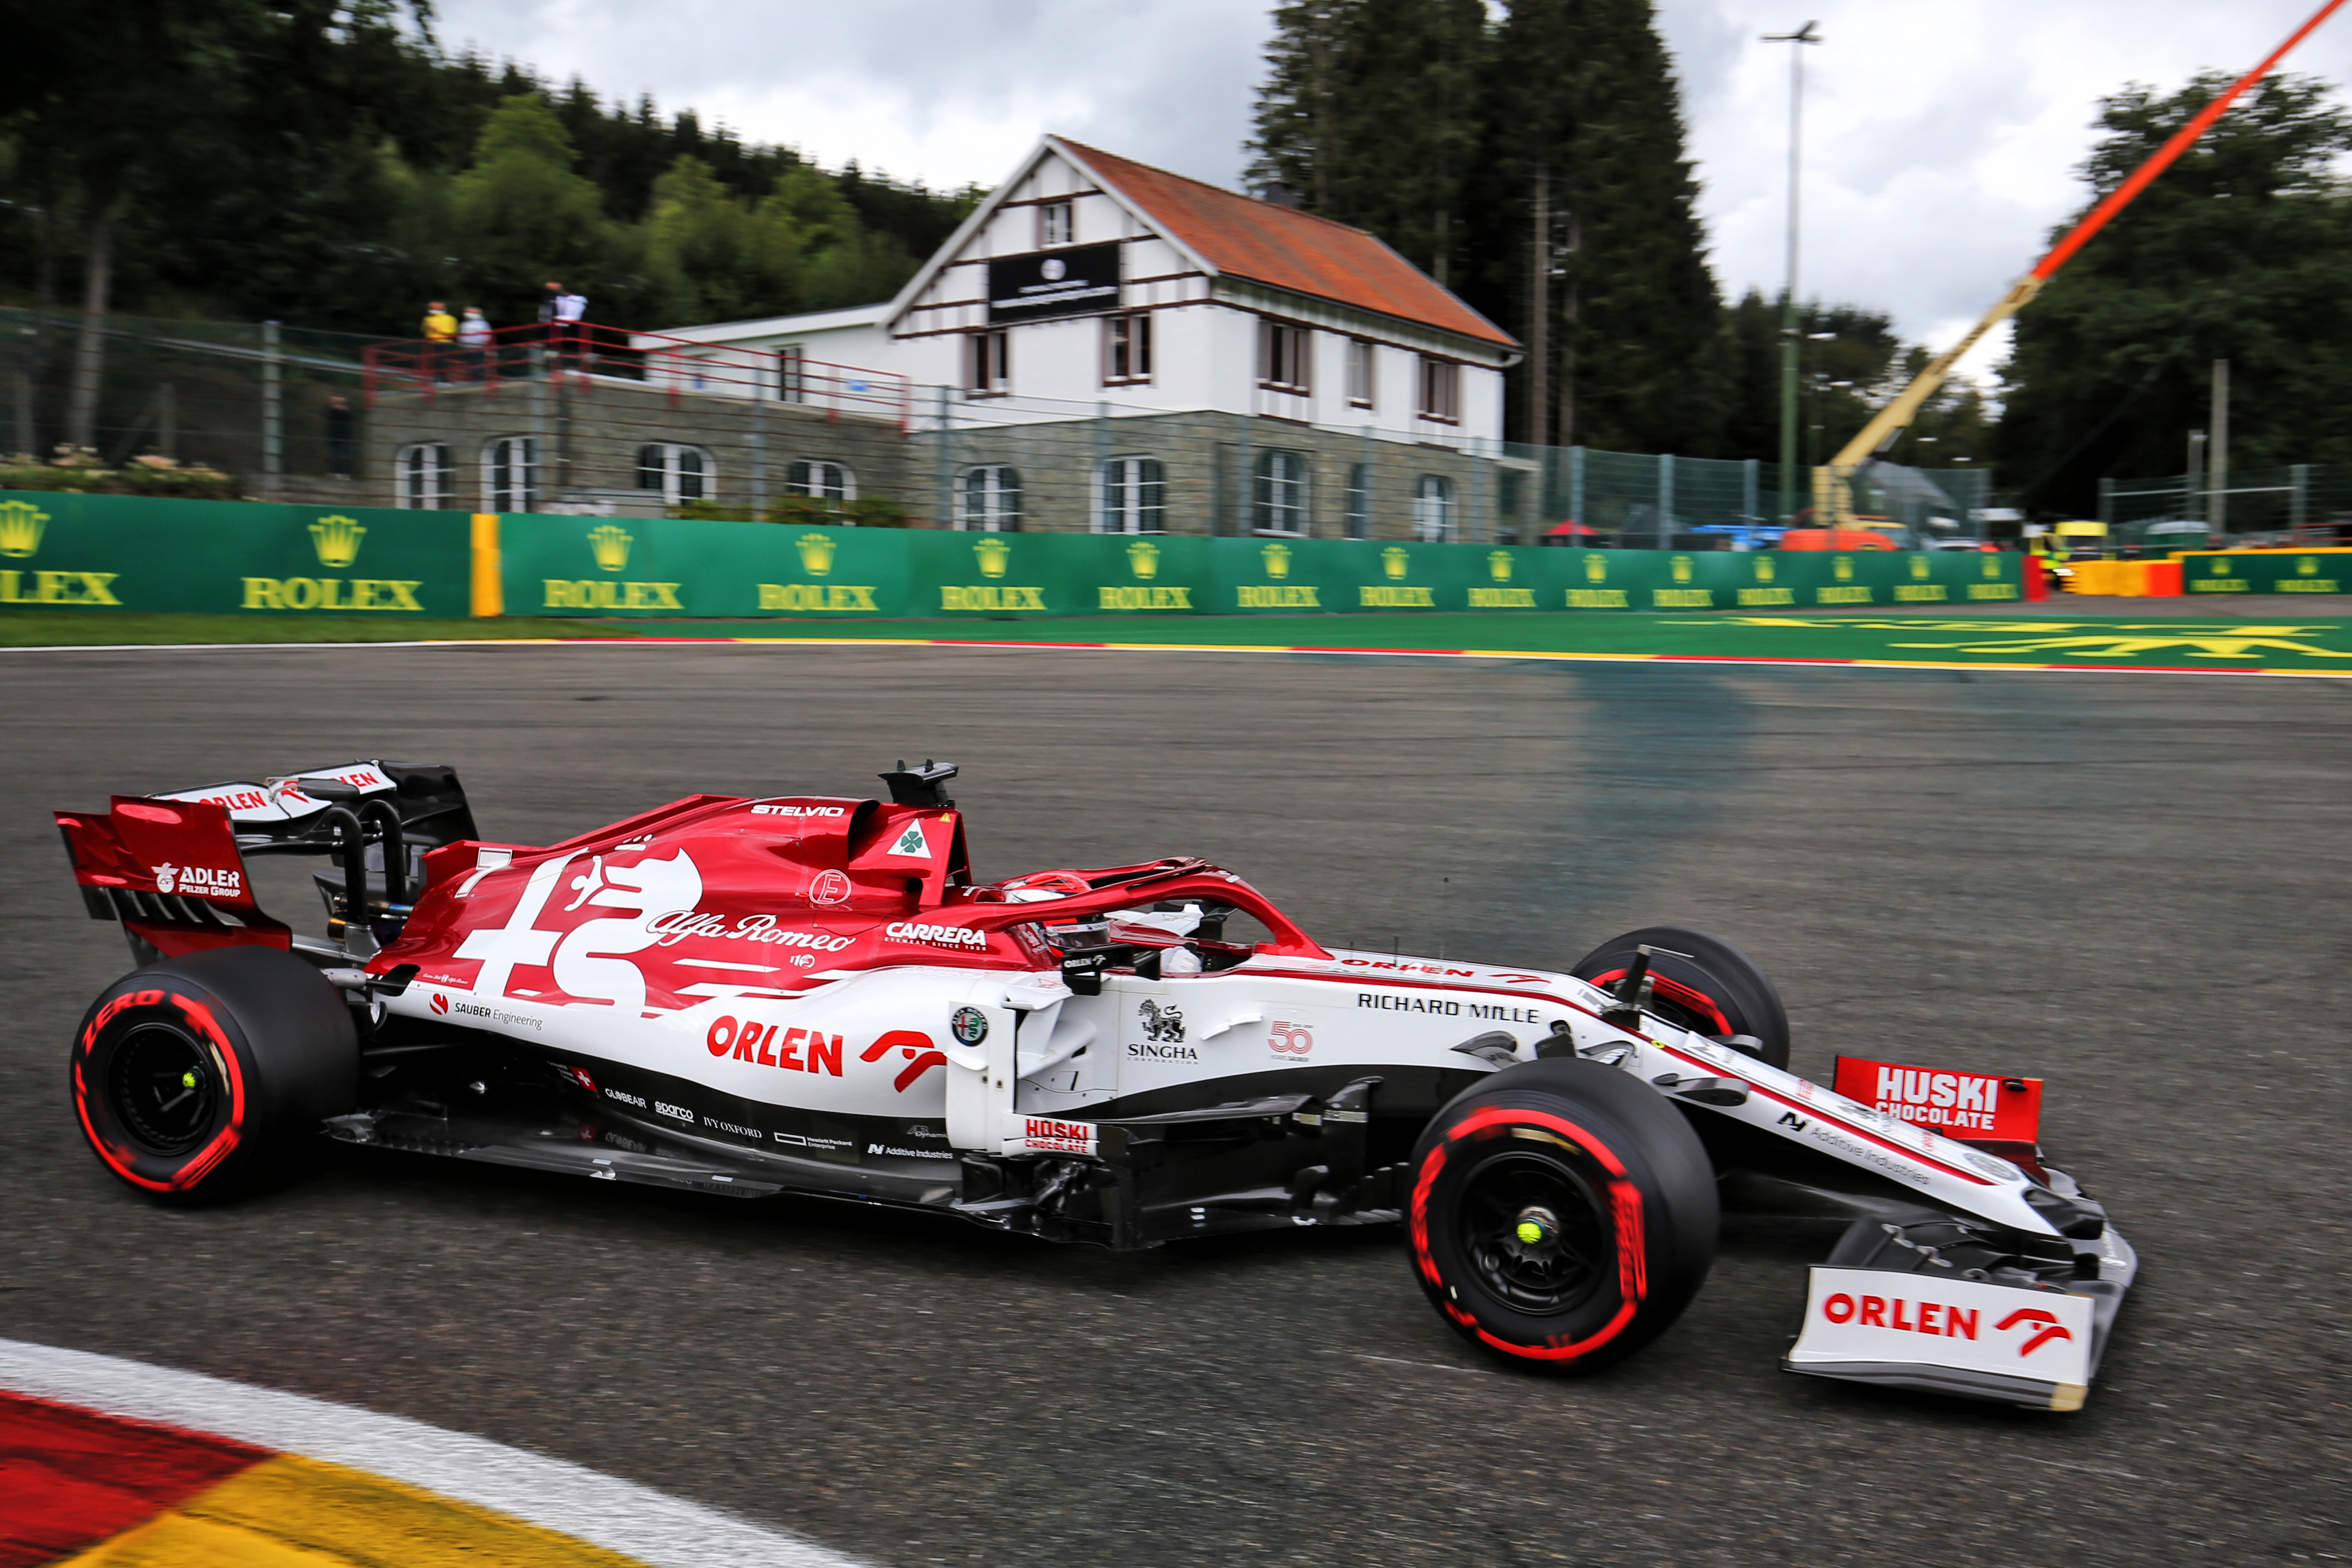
[
  {"x1": 1248, "y1": 0, "x2": 1488, "y2": 284},
  {"x1": 1470, "y1": 0, "x2": 1726, "y2": 455}
]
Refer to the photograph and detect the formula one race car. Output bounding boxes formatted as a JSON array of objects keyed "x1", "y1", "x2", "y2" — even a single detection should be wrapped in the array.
[{"x1": 55, "y1": 760, "x2": 2135, "y2": 1411}]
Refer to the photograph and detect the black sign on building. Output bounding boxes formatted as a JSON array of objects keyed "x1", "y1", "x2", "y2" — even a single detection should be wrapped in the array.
[{"x1": 987, "y1": 242, "x2": 1123, "y2": 325}]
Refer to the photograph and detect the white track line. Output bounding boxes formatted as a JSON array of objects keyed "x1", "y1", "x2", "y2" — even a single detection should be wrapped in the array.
[
  {"x1": 3, "y1": 636, "x2": 2351, "y2": 678},
  {"x1": 0, "y1": 1336, "x2": 875, "y2": 1568}
]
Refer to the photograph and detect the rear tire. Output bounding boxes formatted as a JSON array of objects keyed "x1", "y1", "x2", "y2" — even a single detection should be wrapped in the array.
[
  {"x1": 1408, "y1": 1058, "x2": 1717, "y2": 1372},
  {"x1": 1570, "y1": 925, "x2": 1790, "y2": 1068},
  {"x1": 71, "y1": 946, "x2": 357, "y2": 1203}
]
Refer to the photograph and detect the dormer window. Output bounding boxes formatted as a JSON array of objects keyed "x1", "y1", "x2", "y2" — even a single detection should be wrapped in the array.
[{"x1": 1039, "y1": 200, "x2": 1074, "y2": 247}]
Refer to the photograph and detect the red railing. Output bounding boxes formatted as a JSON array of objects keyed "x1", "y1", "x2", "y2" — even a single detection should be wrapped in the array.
[{"x1": 359, "y1": 319, "x2": 912, "y2": 432}]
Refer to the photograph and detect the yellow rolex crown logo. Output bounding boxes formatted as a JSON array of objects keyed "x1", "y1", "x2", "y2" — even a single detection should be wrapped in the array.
[
  {"x1": 1833, "y1": 554, "x2": 1854, "y2": 582},
  {"x1": 2300, "y1": 556, "x2": 2319, "y2": 575},
  {"x1": 588, "y1": 524, "x2": 633, "y2": 573},
  {"x1": 974, "y1": 536, "x2": 1012, "y2": 578},
  {"x1": 1381, "y1": 546, "x2": 1410, "y2": 580},
  {"x1": 1487, "y1": 549, "x2": 1513, "y2": 583},
  {"x1": 2212, "y1": 559, "x2": 2232, "y2": 575},
  {"x1": 1262, "y1": 542, "x2": 1293, "y2": 579},
  {"x1": 1755, "y1": 555, "x2": 1776, "y2": 583},
  {"x1": 1585, "y1": 553, "x2": 1607, "y2": 583},
  {"x1": 1127, "y1": 539, "x2": 1160, "y2": 579},
  {"x1": 309, "y1": 514, "x2": 365, "y2": 568},
  {"x1": 1911, "y1": 553, "x2": 1931, "y2": 579},
  {"x1": 1671, "y1": 554, "x2": 1694, "y2": 584},
  {"x1": 796, "y1": 532, "x2": 837, "y2": 576},
  {"x1": 0, "y1": 500, "x2": 49, "y2": 559},
  {"x1": 1981, "y1": 555, "x2": 1999, "y2": 578}
]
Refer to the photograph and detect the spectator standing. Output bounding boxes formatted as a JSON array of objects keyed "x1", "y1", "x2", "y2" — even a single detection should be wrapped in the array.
[
  {"x1": 458, "y1": 306, "x2": 492, "y2": 382},
  {"x1": 324, "y1": 395, "x2": 355, "y2": 480},
  {"x1": 551, "y1": 285, "x2": 588, "y2": 369},
  {"x1": 421, "y1": 301, "x2": 456, "y2": 383}
]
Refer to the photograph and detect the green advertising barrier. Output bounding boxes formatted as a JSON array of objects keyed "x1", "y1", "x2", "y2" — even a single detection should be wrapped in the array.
[
  {"x1": 2178, "y1": 549, "x2": 2352, "y2": 596},
  {"x1": 498, "y1": 512, "x2": 2025, "y2": 619},
  {"x1": 0, "y1": 490, "x2": 473, "y2": 616}
]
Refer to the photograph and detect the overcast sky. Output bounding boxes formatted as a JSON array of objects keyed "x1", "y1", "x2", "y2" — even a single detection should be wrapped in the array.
[{"x1": 426, "y1": 0, "x2": 2352, "y2": 382}]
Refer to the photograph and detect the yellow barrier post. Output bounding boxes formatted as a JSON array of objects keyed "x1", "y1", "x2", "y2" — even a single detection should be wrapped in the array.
[{"x1": 470, "y1": 514, "x2": 502, "y2": 618}]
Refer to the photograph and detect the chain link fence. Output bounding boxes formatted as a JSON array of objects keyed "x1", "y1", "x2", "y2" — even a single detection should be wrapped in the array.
[
  {"x1": 0, "y1": 306, "x2": 1993, "y2": 543},
  {"x1": 2100, "y1": 464, "x2": 2352, "y2": 541}
]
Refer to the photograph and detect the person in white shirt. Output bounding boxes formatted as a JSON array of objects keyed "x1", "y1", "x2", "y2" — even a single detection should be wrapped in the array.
[
  {"x1": 551, "y1": 289, "x2": 588, "y2": 368},
  {"x1": 457, "y1": 307, "x2": 492, "y2": 382}
]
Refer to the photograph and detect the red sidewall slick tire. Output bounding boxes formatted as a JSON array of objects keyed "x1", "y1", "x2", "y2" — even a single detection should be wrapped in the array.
[
  {"x1": 71, "y1": 946, "x2": 357, "y2": 1203},
  {"x1": 1408, "y1": 1059, "x2": 1717, "y2": 1372},
  {"x1": 1570, "y1": 925, "x2": 1791, "y2": 1070}
]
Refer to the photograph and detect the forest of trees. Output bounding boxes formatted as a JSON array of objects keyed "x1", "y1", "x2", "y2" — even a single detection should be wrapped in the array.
[
  {"x1": 0, "y1": 0, "x2": 976, "y2": 340},
  {"x1": 1247, "y1": 0, "x2": 1990, "y2": 465},
  {"x1": 8, "y1": 1, "x2": 2337, "y2": 495}
]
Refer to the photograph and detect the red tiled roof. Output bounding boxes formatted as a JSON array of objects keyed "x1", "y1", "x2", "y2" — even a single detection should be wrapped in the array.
[{"x1": 1054, "y1": 138, "x2": 1517, "y2": 350}]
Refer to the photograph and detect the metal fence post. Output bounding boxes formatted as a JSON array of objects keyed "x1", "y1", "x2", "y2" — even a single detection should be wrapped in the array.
[
  {"x1": 1094, "y1": 400, "x2": 1110, "y2": 534},
  {"x1": 1471, "y1": 437, "x2": 1487, "y2": 543},
  {"x1": 1569, "y1": 446, "x2": 1585, "y2": 534},
  {"x1": 750, "y1": 357, "x2": 768, "y2": 518},
  {"x1": 2097, "y1": 475, "x2": 2112, "y2": 527},
  {"x1": 260, "y1": 320, "x2": 282, "y2": 496},
  {"x1": 1742, "y1": 458, "x2": 1759, "y2": 525},
  {"x1": 1234, "y1": 412, "x2": 1253, "y2": 537},
  {"x1": 529, "y1": 354, "x2": 548, "y2": 513},
  {"x1": 934, "y1": 384, "x2": 953, "y2": 529},
  {"x1": 1657, "y1": 451, "x2": 1674, "y2": 547},
  {"x1": 2293, "y1": 463, "x2": 2309, "y2": 533}
]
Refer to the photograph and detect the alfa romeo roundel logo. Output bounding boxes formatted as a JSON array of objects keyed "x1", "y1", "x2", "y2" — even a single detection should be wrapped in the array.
[{"x1": 950, "y1": 1006, "x2": 989, "y2": 1045}]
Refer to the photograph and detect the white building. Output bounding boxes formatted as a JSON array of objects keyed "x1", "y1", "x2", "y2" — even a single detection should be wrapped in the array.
[{"x1": 637, "y1": 135, "x2": 1517, "y2": 445}]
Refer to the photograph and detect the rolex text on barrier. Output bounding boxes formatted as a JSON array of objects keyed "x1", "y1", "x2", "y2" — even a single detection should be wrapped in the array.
[
  {"x1": 492, "y1": 517, "x2": 2021, "y2": 619},
  {"x1": 0, "y1": 491, "x2": 471, "y2": 615},
  {"x1": 2177, "y1": 549, "x2": 2352, "y2": 596}
]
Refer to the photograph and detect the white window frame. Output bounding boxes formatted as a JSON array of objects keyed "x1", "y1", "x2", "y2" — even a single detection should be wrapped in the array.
[
  {"x1": 969, "y1": 330, "x2": 1010, "y2": 396},
  {"x1": 1259, "y1": 320, "x2": 1311, "y2": 394},
  {"x1": 1417, "y1": 356, "x2": 1461, "y2": 423},
  {"x1": 1347, "y1": 339, "x2": 1376, "y2": 409},
  {"x1": 1104, "y1": 312, "x2": 1153, "y2": 385},
  {"x1": 1412, "y1": 473, "x2": 1456, "y2": 541},
  {"x1": 958, "y1": 465, "x2": 1023, "y2": 532},
  {"x1": 1254, "y1": 450, "x2": 1310, "y2": 536},
  {"x1": 786, "y1": 460, "x2": 856, "y2": 504},
  {"x1": 637, "y1": 442, "x2": 716, "y2": 507},
  {"x1": 1039, "y1": 200, "x2": 1075, "y2": 247},
  {"x1": 481, "y1": 435, "x2": 537, "y2": 512},
  {"x1": 1097, "y1": 456, "x2": 1166, "y2": 534},
  {"x1": 395, "y1": 442, "x2": 451, "y2": 510},
  {"x1": 1343, "y1": 461, "x2": 1372, "y2": 539}
]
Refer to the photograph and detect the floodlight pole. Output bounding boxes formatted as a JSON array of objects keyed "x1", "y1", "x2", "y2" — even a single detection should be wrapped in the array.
[{"x1": 1764, "y1": 22, "x2": 1820, "y2": 526}]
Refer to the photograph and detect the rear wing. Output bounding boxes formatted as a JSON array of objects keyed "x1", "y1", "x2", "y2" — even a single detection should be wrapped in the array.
[{"x1": 56, "y1": 760, "x2": 478, "y2": 961}]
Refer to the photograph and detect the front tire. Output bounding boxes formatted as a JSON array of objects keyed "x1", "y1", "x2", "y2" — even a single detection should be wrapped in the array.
[
  {"x1": 71, "y1": 946, "x2": 357, "y2": 1202},
  {"x1": 1570, "y1": 925, "x2": 1790, "y2": 1068},
  {"x1": 1408, "y1": 1058, "x2": 1717, "y2": 1371}
]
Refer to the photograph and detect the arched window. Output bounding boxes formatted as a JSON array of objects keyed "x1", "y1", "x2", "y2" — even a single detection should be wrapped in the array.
[
  {"x1": 1343, "y1": 462, "x2": 1372, "y2": 539},
  {"x1": 395, "y1": 443, "x2": 451, "y2": 510},
  {"x1": 1098, "y1": 456, "x2": 1165, "y2": 534},
  {"x1": 959, "y1": 466, "x2": 1023, "y2": 531},
  {"x1": 1254, "y1": 450, "x2": 1309, "y2": 535},
  {"x1": 785, "y1": 461, "x2": 856, "y2": 503},
  {"x1": 1412, "y1": 474, "x2": 1456, "y2": 542},
  {"x1": 482, "y1": 436, "x2": 537, "y2": 512},
  {"x1": 637, "y1": 443, "x2": 715, "y2": 506}
]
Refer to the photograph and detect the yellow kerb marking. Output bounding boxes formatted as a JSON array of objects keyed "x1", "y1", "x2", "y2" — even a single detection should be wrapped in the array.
[{"x1": 58, "y1": 1453, "x2": 651, "y2": 1568}]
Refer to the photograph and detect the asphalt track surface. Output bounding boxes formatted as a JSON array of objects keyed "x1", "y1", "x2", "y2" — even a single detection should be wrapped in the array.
[{"x1": 4, "y1": 642, "x2": 2346, "y2": 1568}]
